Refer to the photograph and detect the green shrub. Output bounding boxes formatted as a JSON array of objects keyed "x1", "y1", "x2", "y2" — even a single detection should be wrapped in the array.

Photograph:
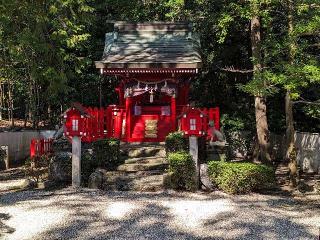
[
  {"x1": 167, "y1": 151, "x2": 197, "y2": 191},
  {"x1": 207, "y1": 161, "x2": 275, "y2": 194},
  {"x1": 81, "y1": 149, "x2": 96, "y2": 185},
  {"x1": 165, "y1": 131, "x2": 188, "y2": 154},
  {"x1": 25, "y1": 154, "x2": 51, "y2": 182},
  {"x1": 92, "y1": 138, "x2": 121, "y2": 170}
]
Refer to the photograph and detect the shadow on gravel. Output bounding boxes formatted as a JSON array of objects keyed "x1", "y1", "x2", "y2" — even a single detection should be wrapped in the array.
[
  {"x1": 38, "y1": 201, "x2": 217, "y2": 240},
  {"x1": 204, "y1": 209, "x2": 316, "y2": 239},
  {"x1": 204, "y1": 196, "x2": 318, "y2": 239},
  {"x1": 1, "y1": 188, "x2": 318, "y2": 239},
  {"x1": 0, "y1": 167, "x2": 25, "y2": 181},
  {"x1": 0, "y1": 213, "x2": 15, "y2": 237}
]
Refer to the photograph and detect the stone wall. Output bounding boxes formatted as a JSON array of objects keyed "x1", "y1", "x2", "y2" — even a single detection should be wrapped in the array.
[
  {"x1": 226, "y1": 131, "x2": 320, "y2": 173},
  {"x1": 0, "y1": 130, "x2": 55, "y2": 165},
  {"x1": 295, "y1": 132, "x2": 320, "y2": 173}
]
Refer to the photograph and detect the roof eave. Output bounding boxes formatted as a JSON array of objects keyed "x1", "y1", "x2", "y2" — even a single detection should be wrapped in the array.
[{"x1": 95, "y1": 61, "x2": 202, "y2": 69}]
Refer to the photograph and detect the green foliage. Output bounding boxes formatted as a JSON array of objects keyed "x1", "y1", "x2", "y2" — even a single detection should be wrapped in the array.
[
  {"x1": 167, "y1": 151, "x2": 197, "y2": 191},
  {"x1": 92, "y1": 138, "x2": 121, "y2": 170},
  {"x1": 25, "y1": 155, "x2": 51, "y2": 182},
  {"x1": 224, "y1": 131, "x2": 255, "y2": 160},
  {"x1": 81, "y1": 149, "x2": 97, "y2": 185},
  {"x1": 237, "y1": 71, "x2": 280, "y2": 97},
  {"x1": 165, "y1": 131, "x2": 188, "y2": 154},
  {"x1": 221, "y1": 114, "x2": 245, "y2": 132},
  {"x1": 207, "y1": 161, "x2": 276, "y2": 194},
  {"x1": 0, "y1": 0, "x2": 319, "y2": 134}
]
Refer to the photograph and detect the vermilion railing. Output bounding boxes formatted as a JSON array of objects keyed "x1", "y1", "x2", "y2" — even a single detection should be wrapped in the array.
[
  {"x1": 30, "y1": 138, "x2": 53, "y2": 158},
  {"x1": 64, "y1": 105, "x2": 125, "y2": 142},
  {"x1": 63, "y1": 103, "x2": 221, "y2": 143}
]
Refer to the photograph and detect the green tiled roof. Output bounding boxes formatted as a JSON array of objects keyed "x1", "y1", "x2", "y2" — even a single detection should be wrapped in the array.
[{"x1": 95, "y1": 22, "x2": 202, "y2": 69}]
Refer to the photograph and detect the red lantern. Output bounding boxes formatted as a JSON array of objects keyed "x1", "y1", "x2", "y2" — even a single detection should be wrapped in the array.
[
  {"x1": 180, "y1": 107, "x2": 206, "y2": 137},
  {"x1": 64, "y1": 108, "x2": 84, "y2": 137}
]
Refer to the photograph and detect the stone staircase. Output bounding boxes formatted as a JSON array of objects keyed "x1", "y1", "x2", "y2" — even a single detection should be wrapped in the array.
[{"x1": 98, "y1": 143, "x2": 168, "y2": 191}]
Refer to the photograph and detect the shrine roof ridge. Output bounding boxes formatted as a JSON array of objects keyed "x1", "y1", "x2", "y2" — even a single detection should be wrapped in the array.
[
  {"x1": 113, "y1": 21, "x2": 193, "y2": 32},
  {"x1": 95, "y1": 21, "x2": 202, "y2": 70}
]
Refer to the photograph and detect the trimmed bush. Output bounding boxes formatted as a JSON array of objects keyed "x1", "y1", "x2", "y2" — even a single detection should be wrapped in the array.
[
  {"x1": 165, "y1": 131, "x2": 188, "y2": 154},
  {"x1": 25, "y1": 154, "x2": 51, "y2": 182},
  {"x1": 81, "y1": 149, "x2": 96, "y2": 185},
  {"x1": 207, "y1": 161, "x2": 275, "y2": 194},
  {"x1": 167, "y1": 151, "x2": 197, "y2": 191},
  {"x1": 92, "y1": 138, "x2": 121, "y2": 170}
]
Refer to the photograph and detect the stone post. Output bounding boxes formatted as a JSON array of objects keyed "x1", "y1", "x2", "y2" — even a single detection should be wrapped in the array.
[
  {"x1": 72, "y1": 136, "x2": 81, "y2": 187},
  {"x1": 1, "y1": 146, "x2": 9, "y2": 170},
  {"x1": 189, "y1": 136, "x2": 200, "y2": 189}
]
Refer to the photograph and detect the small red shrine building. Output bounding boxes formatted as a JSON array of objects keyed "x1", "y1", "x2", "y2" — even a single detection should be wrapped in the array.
[
  {"x1": 93, "y1": 22, "x2": 219, "y2": 142},
  {"x1": 64, "y1": 22, "x2": 220, "y2": 143}
]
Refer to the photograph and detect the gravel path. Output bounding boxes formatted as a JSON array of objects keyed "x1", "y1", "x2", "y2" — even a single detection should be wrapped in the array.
[{"x1": 0, "y1": 188, "x2": 319, "y2": 240}]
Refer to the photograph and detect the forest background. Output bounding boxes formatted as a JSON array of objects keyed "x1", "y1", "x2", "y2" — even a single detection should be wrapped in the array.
[{"x1": 0, "y1": 0, "x2": 319, "y2": 138}]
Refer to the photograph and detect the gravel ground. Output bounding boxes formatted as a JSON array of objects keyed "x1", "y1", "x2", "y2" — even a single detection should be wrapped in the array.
[{"x1": 0, "y1": 187, "x2": 319, "y2": 240}]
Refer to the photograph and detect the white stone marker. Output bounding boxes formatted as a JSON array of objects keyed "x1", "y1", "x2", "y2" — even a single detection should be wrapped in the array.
[
  {"x1": 72, "y1": 136, "x2": 81, "y2": 187},
  {"x1": 189, "y1": 136, "x2": 199, "y2": 189}
]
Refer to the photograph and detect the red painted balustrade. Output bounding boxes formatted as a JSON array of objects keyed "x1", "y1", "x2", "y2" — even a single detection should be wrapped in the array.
[
  {"x1": 63, "y1": 103, "x2": 220, "y2": 143},
  {"x1": 30, "y1": 138, "x2": 53, "y2": 158}
]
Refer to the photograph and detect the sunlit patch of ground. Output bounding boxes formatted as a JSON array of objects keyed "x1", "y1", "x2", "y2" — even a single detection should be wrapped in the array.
[{"x1": 0, "y1": 188, "x2": 319, "y2": 240}]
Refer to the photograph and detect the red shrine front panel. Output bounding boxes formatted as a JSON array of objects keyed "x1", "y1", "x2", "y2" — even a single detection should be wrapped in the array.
[{"x1": 130, "y1": 106, "x2": 173, "y2": 142}]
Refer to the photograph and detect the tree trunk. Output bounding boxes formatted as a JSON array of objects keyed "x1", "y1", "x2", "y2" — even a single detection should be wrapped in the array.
[
  {"x1": 250, "y1": 11, "x2": 271, "y2": 163},
  {"x1": 0, "y1": 84, "x2": 3, "y2": 121},
  {"x1": 24, "y1": 103, "x2": 28, "y2": 128},
  {"x1": 286, "y1": 0, "x2": 298, "y2": 188},
  {"x1": 7, "y1": 80, "x2": 14, "y2": 127},
  {"x1": 254, "y1": 96, "x2": 271, "y2": 163},
  {"x1": 285, "y1": 91, "x2": 295, "y2": 157}
]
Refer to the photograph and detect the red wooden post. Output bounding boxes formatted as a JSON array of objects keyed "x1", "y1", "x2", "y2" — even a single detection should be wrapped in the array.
[
  {"x1": 40, "y1": 139, "x2": 44, "y2": 156},
  {"x1": 106, "y1": 106, "x2": 112, "y2": 138},
  {"x1": 120, "y1": 109, "x2": 125, "y2": 139},
  {"x1": 203, "y1": 108, "x2": 209, "y2": 132},
  {"x1": 125, "y1": 97, "x2": 133, "y2": 141},
  {"x1": 99, "y1": 108, "x2": 104, "y2": 138},
  {"x1": 171, "y1": 96, "x2": 176, "y2": 131},
  {"x1": 215, "y1": 107, "x2": 220, "y2": 130},
  {"x1": 103, "y1": 108, "x2": 107, "y2": 138},
  {"x1": 49, "y1": 139, "x2": 53, "y2": 153},
  {"x1": 114, "y1": 110, "x2": 122, "y2": 138},
  {"x1": 30, "y1": 139, "x2": 36, "y2": 158},
  {"x1": 88, "y1": 107, "x2": 94, "y2": 142},
  {"x1": 93, "y1": 107, "x2": 99, "y2": 141}
]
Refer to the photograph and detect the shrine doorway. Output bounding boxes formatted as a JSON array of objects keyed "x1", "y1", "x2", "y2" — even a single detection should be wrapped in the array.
[{"x1": 129, "y1": 91, "x2": 175, "y2": 142}]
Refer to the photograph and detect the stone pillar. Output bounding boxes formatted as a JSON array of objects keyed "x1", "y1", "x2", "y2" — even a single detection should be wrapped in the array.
[
  {"x1": 72, "y1": 136, "x2": 81, "y2": 187},
  {"x1": 1, "y1": 146, "x2": 9, "y2": 170},
  {"x1": 189, "y1": 136, "x2": 199, "y2": 189}
]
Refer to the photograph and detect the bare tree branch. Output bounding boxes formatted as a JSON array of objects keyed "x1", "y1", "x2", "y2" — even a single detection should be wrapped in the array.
[
  {"x1": 217, "y1": 65, "x2": 268, "y2": 73},
  {"x1": 293, "y1": 97, "x2": 320, "y2": 105}
]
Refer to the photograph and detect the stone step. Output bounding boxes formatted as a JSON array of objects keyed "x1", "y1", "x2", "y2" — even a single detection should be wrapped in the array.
[
  {"x1": 101, "y1": 170, "x2": 165, "y2": 191},
  {"x1": 117, "y1": 161, "x2": 168, "y2": 172},
  {"x1": 124, "y1": 156, "x2": 167, "y2": 164},
  {"x1": 121, "y1": 142, "x2": 165, "y2": 148},
  {"x1": 122, "y1": 146, "x2": 166, "y2": 158}
]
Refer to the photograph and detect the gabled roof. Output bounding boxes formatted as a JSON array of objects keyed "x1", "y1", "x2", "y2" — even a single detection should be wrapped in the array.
[{"x1": 95, "y1": 22, "x2": 202, "y2": 69}]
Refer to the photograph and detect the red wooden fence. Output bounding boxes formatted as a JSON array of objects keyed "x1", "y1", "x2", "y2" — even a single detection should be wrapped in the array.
[
  {"x1": 64, "y1": 105, "x2": 125, "y2": 142},
  {"x1": 30, "y1": 139, "x2": 53, "y2": 158},
  {"x1": 63, "y1": 104, "x2": 220, "y2": 143}
]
